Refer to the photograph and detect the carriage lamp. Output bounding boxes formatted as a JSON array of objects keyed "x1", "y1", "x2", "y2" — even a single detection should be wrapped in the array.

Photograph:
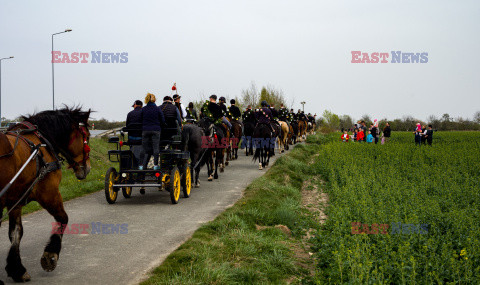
[
  {"x1": 155, "y1": 173, "x2": 161, "y2": 178},
  {"x1": 122, "y1": 173, "x2": 127, "y2": 178},
  {"x1": 119, "y1": 141, "x2": 124, "y2": 147}
]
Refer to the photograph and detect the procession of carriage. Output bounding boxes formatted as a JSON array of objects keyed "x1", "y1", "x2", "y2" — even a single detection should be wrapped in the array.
[{"x1": 103, "y1": 93, "x2": 317, "y2": 205}]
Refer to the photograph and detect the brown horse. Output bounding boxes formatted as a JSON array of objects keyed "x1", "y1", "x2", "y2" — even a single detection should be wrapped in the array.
[
  {"x1": 278, "y1": 121, "x2": 289, "y2": 153},
  {"x1": 0, "y1": 107, "x2": 91, "y2": 282},
  {"x1": 228, "y1": 120, "x2": 242, "y2": 160},
  {"x1": 298, "y1": 120, "x2": 307, "y2": 142}
]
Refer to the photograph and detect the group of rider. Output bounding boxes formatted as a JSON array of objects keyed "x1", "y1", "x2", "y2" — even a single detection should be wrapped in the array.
[
  {"x1": 126, "y1": 92, "x2": 316, "y2": 170},
  {"x1": 200, "y1": 94, "x2": 316, "y2": 135}
]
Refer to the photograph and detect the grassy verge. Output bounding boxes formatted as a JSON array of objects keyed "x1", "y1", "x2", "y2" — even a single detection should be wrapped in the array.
[
  {"x1": 142, "y1": 139, "x2": 328, "y2": 284},
  {"x1": 19, "y1": 137, "x2": 111, "y2": 215}
]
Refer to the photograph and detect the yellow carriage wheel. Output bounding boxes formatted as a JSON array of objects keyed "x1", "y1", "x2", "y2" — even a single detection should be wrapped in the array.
[
  {"x1": 182, "y1": 165, "x2": 192, "y2": 198},
  {"x1": 169, "y1": 167, "x2": 181, "y2": 204},
  {"x1": 104, "y1": 167, "x2": 118, "y2": 204}
]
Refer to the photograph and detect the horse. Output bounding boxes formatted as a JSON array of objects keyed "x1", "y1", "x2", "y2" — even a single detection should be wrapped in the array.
[
  {"x1": 278, "y1": 121, "x2": 289, "y2": 152},
  {"x1": 298, "y1": 120, "x2": 307, "y2": 142},
  {"x1": 243, "y1": 121, "x2": 255, "y2": 156},
  {"x1": 181, "y1": 123, "x2": 205, "y2": 188},
  {"x1": 222, "y1": 124, "x2": 231, "y2": 167},
  {"x1": 228, "y1": 120, "x2": 242, "y2": 160},
  {"x1": 290, "y1": 120, "x2": 299, "y2": 144},
  {"x1": 0, "y1": 107, "x2": 91, "y2": 283},
  {"x1": 197, "y1": 118, "x2": 225, "y2": 180},
  {"x1": 270, "y1": 120, "x2": 281, "y2": 156},
  {"x1": 253, "y1": 123, "x2": 273, "y2": 170}
]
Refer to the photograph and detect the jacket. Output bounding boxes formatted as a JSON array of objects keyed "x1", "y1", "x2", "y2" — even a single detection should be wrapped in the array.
[
  {"x1": 141, "y1": 102, "x2": 165, "y2": 132},
  {"x1": 126, "y1": 107, "x2": 143, "y2": 137}
]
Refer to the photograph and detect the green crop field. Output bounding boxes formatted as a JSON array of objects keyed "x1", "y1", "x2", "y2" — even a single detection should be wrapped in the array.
[{"x1": 309, "y1": 131, "x2": 480, "y2": 283}]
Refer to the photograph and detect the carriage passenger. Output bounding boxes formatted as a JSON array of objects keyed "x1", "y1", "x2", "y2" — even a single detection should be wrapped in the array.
[
  {"x1": 186, "y1": 102, "x2": 198, "y2": 122},
  {"x1": 139, "y1": 93, "x2": 165, "y2": 170},
  {"x1": 173, "y1": 94, "x2": 187, "y2": 120},
  {"x1": 126, "y1": 100, "x2": 143, "y2": 167},
  {"x1": 159, "y1": 96, "x2": 182, "y2": 141}
]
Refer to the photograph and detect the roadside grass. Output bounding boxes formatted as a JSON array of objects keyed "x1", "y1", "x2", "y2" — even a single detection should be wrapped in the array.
[
  {"x1": 142, "y1": 141, "x2": 325, "y2": 284},
  {"x1": 19, "y1": 137, "x2": 111, "y2": 215}
]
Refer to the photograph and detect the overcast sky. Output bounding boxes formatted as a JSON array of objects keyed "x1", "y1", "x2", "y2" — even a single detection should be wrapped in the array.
[{"x1": 1, "y1": 0, "x2": 479, "y2": 122}]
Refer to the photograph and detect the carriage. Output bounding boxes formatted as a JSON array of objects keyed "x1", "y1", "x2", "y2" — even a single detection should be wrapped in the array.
[{"x1": 104, "y1": 123, "x2": 192, "y2": 204}]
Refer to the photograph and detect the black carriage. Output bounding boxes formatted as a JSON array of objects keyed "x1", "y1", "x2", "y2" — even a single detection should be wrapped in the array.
[{"x1": 104, "y1": 123, "x2": 191, "y2": 204}]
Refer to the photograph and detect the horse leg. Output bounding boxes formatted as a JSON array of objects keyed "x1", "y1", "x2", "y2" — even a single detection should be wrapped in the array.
[
  {"x1": 214, "y1": 152, "x2": 219, "y2": 179},
  {"x1": 207, "y1": 152, "x2": 213, "y2": 181},
  {"x1": 219, "y1": 149, "x2": 225, "y2": 172},
  {"x1": 36, "y1": 190, "x2": 68, "y2": 273},
  {"x1": 5, "y1": 207, "x2": 31, "y2": 282}
]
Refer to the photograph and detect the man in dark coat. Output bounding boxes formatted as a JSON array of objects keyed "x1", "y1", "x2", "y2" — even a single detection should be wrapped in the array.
[
  {"x1": 228, "y1": 99, "x2": 242, "y2": 121},
  {"x1": 204, "y1": 95, "x2": 232, "y2": 129},
  {"x1": 218, "y1": 97, "x2": 228, "y2": 117},
  {"x1": 126, "y1": 100, "x2": 143, "y2": 140},
  {"x1": 425, "y1": 125, "x2": 434, "y2": 145},
  {"x1": 270, "y1": 104, "x2": 279, "y2": 120},
  {"x1": 242, "y1": 105, "x2": 256, "y2": 123},
  {"x1": 126, "y1": 100, "x2": 143, "y2": 167},
  {"x1": 159, "y1": 96, "x2": 182, "y2": 140},
  {"x1": 256, "y1": 101, "x2": 275, "y2": 134}
]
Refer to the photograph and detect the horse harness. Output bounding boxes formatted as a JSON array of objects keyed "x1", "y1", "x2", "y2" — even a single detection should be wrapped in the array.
[{"x1": 0, "y1": 121, "x2": 90, "y2": 218}]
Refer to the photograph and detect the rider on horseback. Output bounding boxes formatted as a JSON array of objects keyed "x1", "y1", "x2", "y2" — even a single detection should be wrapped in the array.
[
  {"x1": 201, "y1": 95, "x2": 232, "y2": 130},
  {"x1": 278, "y1": 103, "x2": 290, "y2": 126},
  {"x1": 255, "y1": 101, "x2": 275, "y2": 136}
]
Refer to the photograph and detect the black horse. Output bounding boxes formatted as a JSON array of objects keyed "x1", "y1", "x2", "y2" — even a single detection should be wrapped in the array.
[
  {"x1": 243, "y1": 121, "x2": 255, "y2": 156},
  {"x1": 253, "y1": 123, "x2": 273, "y2": 170},
  {"x1": 197, "y1": 118, "x2": 226, "y2": 180},
  {"x1": 181, "y1": 124, "x2": 205, "y2": 188}
]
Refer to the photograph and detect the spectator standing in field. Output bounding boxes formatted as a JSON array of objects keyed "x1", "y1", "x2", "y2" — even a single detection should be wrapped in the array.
[
  {"x1": 421, "y1": 125, "x2": 427, "y2": 145},
  {"x1": 371, "y1": 124, "x2": 378, "y2": 144},
  {"x1": 366, "y1": 130, "x2": 374, "y2": 143},
  {"x1": 361, "y1": 121, "x2": 368, "y2": 141},
  {"x1": 382, "y1": 123, "x2": 391, "y2": 144},
  {"x1": 352, "y1": 129, "x2": 358, "y2": 142},
  {"x1": 414, "y1": 123, "x2": 422, "y2": 146},
  {"x1": 341, "y1": 130, "x2": 350, "y2": 142},
  {"x1": 357, "y1": 128, "x2": 365, "y2": 142},
  {"x1": 425, "y1": 125, "x2": 434, "y2": 145}
]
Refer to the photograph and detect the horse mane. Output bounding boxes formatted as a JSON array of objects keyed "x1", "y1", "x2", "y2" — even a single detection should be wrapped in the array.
[{"x1": 21, "y1": 106, "x2": 92, "y2": 151}]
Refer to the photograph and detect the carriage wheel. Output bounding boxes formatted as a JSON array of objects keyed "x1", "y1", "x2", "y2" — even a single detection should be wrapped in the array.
[
  {"x1": 182, "y1": 165, "x2": 192, "y2": 198},
  {"x1": 105, "y1": 167, "x2": 118, "y2": 204},
  {"x1": 169, "y1": 167, "x2": 181, "y2": 204}
]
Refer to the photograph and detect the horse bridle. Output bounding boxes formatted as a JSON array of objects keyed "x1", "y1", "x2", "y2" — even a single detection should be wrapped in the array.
[{"x1": 62, "y1": 123, "x2": 91, "y2": 169}]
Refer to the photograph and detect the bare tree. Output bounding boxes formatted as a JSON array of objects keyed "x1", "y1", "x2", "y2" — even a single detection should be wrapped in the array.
[{"x1": 241, "y1": 81, "x2": 259, "y2": 108}]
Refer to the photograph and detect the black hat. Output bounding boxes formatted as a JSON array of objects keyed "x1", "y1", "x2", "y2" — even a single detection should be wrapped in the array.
[
  {"x1": 173, "y1": 94, "x2": 181, "y2": 100},
  {"x1": 261, "y1": 100, "x2": 268, "y2": 107},
  {"x1": 230, "y1": 99, "x2": 236, "y2": 104},
  {"x1": 209, "y1": 94, "x2": 217, "y2": 100},
  {"x1": 132, "y1": 100, "x2": 143, "y2": 107},
  {"x1": 219, "y1": 96, "x2": 226, "y2": 102},
  {"x1": 163, "y1": 96, "x2": 173, "y2": 101}
]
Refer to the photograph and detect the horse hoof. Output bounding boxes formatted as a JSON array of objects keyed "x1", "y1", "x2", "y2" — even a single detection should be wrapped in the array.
[
  {"x1": 41, "y1": 252, "x2": 58, "y2": 272},
  {"x1": 140, "y1": 188, "x2": 145, "y2": 195},
  {"x1": 220, "y1": 167, "x2": 224, "y2": 173},
  {"x1": 195, "y1": 182, "x2": 200, "y2": 188},
  {"x1": 208, "y1": 176, "x2": 213, "y2": 181},
  {"x1": 10, "y1": 271, "x2": 31, "y2": 283},
  {"x1": 225, "y1": 161, "x2": 229, "y2": 166},
  {"x1": 214, "y1": 174, "x2": 219, "y2": 179}
]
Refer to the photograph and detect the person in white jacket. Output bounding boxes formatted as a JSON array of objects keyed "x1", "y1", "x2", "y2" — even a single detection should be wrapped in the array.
[{"x1": 173, "y1": 94, "x2": 187, "y2": 120}]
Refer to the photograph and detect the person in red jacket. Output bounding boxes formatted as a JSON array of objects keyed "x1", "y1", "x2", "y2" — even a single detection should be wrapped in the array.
[
  {"x1": 340, "y1": 130, "x2": 350, "y2": 142},
  {"x1": 357, "y1": 129, "x2": 365, "y2": 142}
]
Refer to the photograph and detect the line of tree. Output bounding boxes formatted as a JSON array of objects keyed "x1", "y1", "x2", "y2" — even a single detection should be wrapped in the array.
[{"x1": 318, "y1": 110, "x2": 480, "y2": 132}]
